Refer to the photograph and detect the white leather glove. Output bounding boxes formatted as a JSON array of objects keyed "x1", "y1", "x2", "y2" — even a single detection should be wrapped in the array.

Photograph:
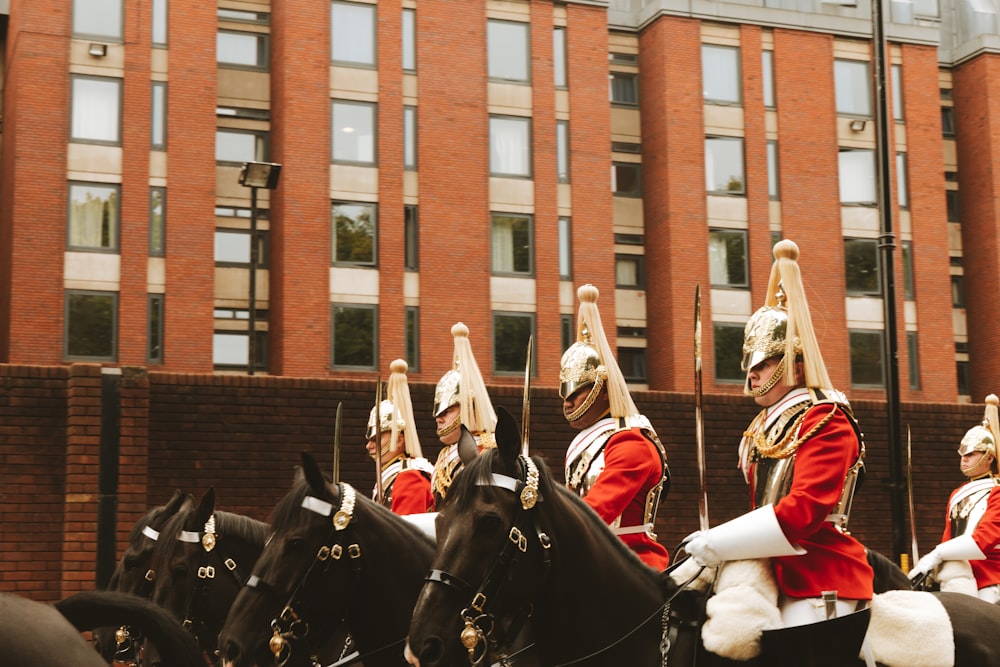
[
  {"x1": 681, "y1": 506, "x2": 805, "y2": 567},
  {"x1": 683, "y1": 530, "x2": 721, "y2": 567},
  {"x1": 909, "y1": 534, "x2": 985, "y2": 580},
  {"x1": 908, "y1": 549, "x2": 943, "y2": 581}
]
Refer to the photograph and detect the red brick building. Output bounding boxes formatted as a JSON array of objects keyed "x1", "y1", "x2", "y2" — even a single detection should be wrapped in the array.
[{"x1": 1, "y1": 0, "x2": 998, "y2": 402}]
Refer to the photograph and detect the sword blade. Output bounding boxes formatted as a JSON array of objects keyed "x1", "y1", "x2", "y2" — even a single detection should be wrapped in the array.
[
  {"x1": 521, "y1": 335, "x2": 532, "y2": 456},
  {"x1": 333, "y1": 402, "x2": 343, "y2": 484},
  {"x1": 374, "y1": 376, "x2": 383, "y2": 505},
  {"x1": 907, "y1": 424, "x2": 919, "y2": 566},
  {"x1": 694, "y1": 285, "x2": 710, "y2": 531}
]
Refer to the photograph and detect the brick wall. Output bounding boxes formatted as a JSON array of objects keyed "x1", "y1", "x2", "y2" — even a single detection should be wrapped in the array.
[{"x1": 0, "y1": 362, "x2": 985, "y2": 601}]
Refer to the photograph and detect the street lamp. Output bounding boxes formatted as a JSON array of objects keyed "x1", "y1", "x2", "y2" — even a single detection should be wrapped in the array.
[{"x1": 238, "y1": 161, "x2": 281, "y2": 375}]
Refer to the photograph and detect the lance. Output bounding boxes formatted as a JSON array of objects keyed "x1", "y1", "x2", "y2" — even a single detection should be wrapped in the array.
[
  {"x1": 521, "y1": 335, "x2": 533, "y2": 456},
  {"x1": 694, "y1": 285, "x2": 710, "y2": 532},
  {"x1": 906, "y1": 424, "x2": 919, "y2": 570},
  {"x1": 333, "y1": 402, "x2": 342, "y2": 484},
  {"x1": 373, "y1": 376, "x2": 384, "y2": 505}
]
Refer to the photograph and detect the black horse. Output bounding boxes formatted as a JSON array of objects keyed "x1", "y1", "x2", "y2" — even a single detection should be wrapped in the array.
[
  {"x1": 219, "y1": 452, "x2": 532, "y2": 667},
  {"x1": 93, "y1": 489, "x2": 194, "y2": 662},
  {"x1": 405, "y1": 407, "x2": 1000, "y2": 667},
  {"x1": 3, "y1": 589, "x2": 202, "y2": 667}
]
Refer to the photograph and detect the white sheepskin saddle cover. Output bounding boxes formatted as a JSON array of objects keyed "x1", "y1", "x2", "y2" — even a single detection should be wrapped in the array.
[
  {"x1": 936, "y1": 559, "x2": 979, "y2": 597},
  {"x1": 669, "y1": 559, "x2": 956, "y2": 666}
]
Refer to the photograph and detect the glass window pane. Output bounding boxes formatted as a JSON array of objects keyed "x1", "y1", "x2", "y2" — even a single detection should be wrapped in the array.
[
  {"x1": 705, "y1": 137, "x2": 745, "y2": 194},
  {"x1": 74, "y1": 0, "x2": 122, "y2": 38},
  {"x1": 714, "y1": 324, "x2": 745, "y2": 381},
  {"x1": 405, "y1": 307, "x2": 419, "y2": 371},
  {"x1": 618, "y1": 348, "x2": 647, "y2": 383},
  {"x1": 709, "y1": 229, "x2": 748, "y2": 287},
  {"x1": 702, "y1": 44, "x2": 741, "y2": 104},
  {"x1": 148, "y1": 294, "x2": 164, "y2": 364},
  {"x1": 844, "y1": 238, "x2": 880, "y2": 294},
  {"x1": 767, "y1": 141, "x2": 780, "y2": 200},
  {"x1": 902, "y1": 241, "x2": 915, "y2": 299},
  {"x1": 891, "y1": 64, "x2": 904, "y2": 121},
  {"x1": 332, "y1": 101, "x2": 376, "y2": 164},
  {"x1": 217, "y1": 31, "x2": 266, "y2": 68},
  {"x1": 762, "y1": 50, "x2": 775, "y2": 108},
  {"x1": 835, "y1": 59, "x2": 871, "y2": 116},
  {"x1": 152, "y1": 82, "x2": 167, "y2": 149},
  {"x1": 488, "y1": 20, "x2": 529, "y2": 82},
  {"x1": 907, "y1": 331, "x2": 920, "y2": 389},
  {"x1": 554, "y1": 27, "x2": 567, "y2": 88},
  {"x1": 213, "y1": 333, "x2": 248, "y2": 366},
  {"x1": 613, "y1": 163, "x2": 641, "y2": 195},
  {"x1": 402, "y1": 8, "x2": 416, "y2": 71},
  {"x1": 490, "y1": 116, "x2": 531, "y2": 176},
  {"x1": 216, "y1": 130, "x2": 262, "y2": 163},
  {"x1": 332, "y1": 202, "x2": 376, "y2": 265},
  {"x1": 332, "y1": 1, "x2": 376, "y2": 66},
  {"x1": 493, "y1": 313, "x2": 533, "y2": 373},
  {"x1": 150, "y1": 188, "x2": 166, "y2": 256},
  {"x1": 404, "y1": 106, "x2": 417, "y2": 170},
  {"x1": 849, "y1": 330, "x2": 885, "y2": 387},
  {"x1": 332, "y1": 305, "x2": 376, "y2": 368},
  {"x1": 615, "y1": 255, "x2": 644, "y2": 288},
  {"x1": 557, "y1": 121, "x2": 570, "y2": 183},
  {"x1": 896, "y1": 152, "x2": 909, "y2": 209},
  {"x1": 946, "y1": 190, "x2": 960, "y2": 221},
  {"x1": 215, "y1": 231, "x2": 252, "y2": 264},
  {"x1": 69, "y1": 183, "x2": 119, "y2": 250},
  {"x1": 491, "y1": 214, "x2": 532, "y2": 274},
  {"x1": 558, "y1": 217, "x2": 572, "y2": 279},
  {"x1": 404, "y1": 205, "x2": 418, "y2": 271},
  {"x1": 838, "y1": 149, "x2": 877, "y2": 204},
  {"x1": 152, "y1": 0, "x2": 168, "y2": 45},
  {"x1": 914, "y1": 0, "x2": 939, "y2": 17},
  {"x1": 609, "y1": 72, "x2": 638, "y2": 105},
  {"x1": 66, "y1": 291, "x2": 117, "y2": 359},
  {"x1": 72, "y1": 76, "x2": 121, "y2": 143}
]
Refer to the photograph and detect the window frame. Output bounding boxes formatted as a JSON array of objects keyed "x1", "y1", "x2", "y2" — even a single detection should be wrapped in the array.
[
  {"x1": 490, "y1": 213, "x2": 534, "y2": 277},
  {"x1": 73, "y1": 0, "x2": 124, "y2": 40},
  {"x1": 702, "y1": 44, "x2": 742, "y2": 105},
  {"x1": 713, "y1": 322, "x2": 746, "y2": 383},
  {"x1": 704, "y1": 136, "x2": 746, "y2": 195},
  {"x1": 489, "y1": 115, "x2": 533, "y2": 178},
  {"x1": 609, "y1": 71, "x2": 639, "y2": 106},
  {"x1": 68, "y1": 181, "x2": 120, "y2": 252},
  {"x1": 70, "y1": 74, "x2": 123, "y2": 145},
  {"x1": 849, "y1": 329, "x2": 885, "y2": 389},
  {"x1": 553, "y1": 26, "x2": 568, "y2": 89},
  {"x1": 402, "y1": 8, "x2": 416, "y2": 72},
  {"x1": 612, "y1": 161, "x2": 642, "y2": 197},
  {"x1": 708, "y1": 228, "x2": 749, "y2": 288},
  {"x1": 331, "y1": 303, "x2": 379, "y2": 370},
  {"x1": 331, "y1": 0, "x2": 377, "y2": 68},
  {"x1": 405, "y1": 306, "x2": 420, "y2": 371},
  {"x1": 404, "y1": 204, "x2": 419, "y2": 271},
  {"x1": 762, "y1": 50, "x2": 775, "y2": 109},
  {"x1": 487, "y1": 19, "x2": 531, "y2": 83},
  {"x1": 615, "y1": 253, "x2": 646, "y2": 289},
  {"x1": 557, "y1": 120, "x2": 570, "y2": 183},
  {"x1": 64, "y1": 289, "x2": 118, "y2": 361},
  {"x1": 492, "y1": 311, "x2": 535, "y2": 375},
  {"x1": 332, "y1": 201, "x2": 378, "y2": 267},
  {"x1": 558, "y1": 216, "x2": 572, "y2": 280},
  {"x1": 148, "y1": 294, "x2": 165, "y2": 364},
  {"x1": 152, "y1": 81, "x2": 168, "y2": 150},
  {"x1": 834, "y1": 59, "x2": 872, "y2": 118},
  {"x1": 404, "y1": 105, "x2": 417, "y2": 171},
  {"x1": 844, "y1": 237, "x2": 881, "y2": 296},
  {"x1": 214, "y1": 228, "x2": 269, "y2": 267},
  {"x1": 216, "y1": 128, "x2": 268, "y2": 165},
  {"x1": 150, "y1": 187, "x2": 166, "y2": 257},
  {"x1": 838, "y1": 148, "x2": 877, "y2": 206},
  {"x1": 332, "y1": 100, "x2": 378, "y2": 166},
  {"x1": 217, "y1": 29, "x2": 270, "y2": 70}
]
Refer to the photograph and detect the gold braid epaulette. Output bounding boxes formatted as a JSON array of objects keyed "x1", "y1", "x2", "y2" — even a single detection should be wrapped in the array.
[{"x1": 748, "y1": 403, "x2": 840, "y2": 460}]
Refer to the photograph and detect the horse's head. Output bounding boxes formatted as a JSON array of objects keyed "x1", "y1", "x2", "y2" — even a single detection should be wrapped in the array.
[
  {"x1": 149, "y1": 488, "x2": 268, "y2": 663},
  {"x1": 407, "y1": 407, "x2": 549, "y2": 667},
  {"x1": 221, "y1": 452, "x2": 436, "y2": 667}
]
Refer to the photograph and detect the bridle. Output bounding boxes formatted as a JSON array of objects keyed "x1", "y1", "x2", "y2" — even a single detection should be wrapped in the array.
[
  {"x1": 425, "y1": 455, "x2": 551, "y2": 666},
  {"x1": 108, "y1": 524, "x2": 163, "y2": 666},
  {"x1": 175, "y1": 514, "x2": 251, "y2": 653},
  {"x1": 244, "y1": 483, "x2": 405, "y2": 667}
]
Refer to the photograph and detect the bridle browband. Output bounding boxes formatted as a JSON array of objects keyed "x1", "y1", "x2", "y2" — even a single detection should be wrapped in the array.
[
  {"x1": 425, "y1": 455, "x2": 550, "y2": 666},
  {"x1": 244, "y1": 483, "x2": 405, "y2": 667}
]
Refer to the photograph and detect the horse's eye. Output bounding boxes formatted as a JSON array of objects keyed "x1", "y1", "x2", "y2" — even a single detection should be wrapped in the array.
[
  {"x1": 284, "y1": 536, "x2": 307, "y2": 554},
  {"x1": 476, "y1": 513, "x2": 503, "y2": 535}
]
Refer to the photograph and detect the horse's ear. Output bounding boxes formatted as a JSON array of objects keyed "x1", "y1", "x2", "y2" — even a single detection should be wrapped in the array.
[
  {"x1": 300, "y1": 452, "x2": 327, "y2": 495},
  {"x1": 496, "y1": 406, "x2": 520, "y2": 470},
  {"x1": 193, "y1": 487, "x2": 215, "y2": 526},
  {"x1": 457, "y1": 425, "x2": 478, "y2": 466},
  {"x1": 164, "y1": 489, "x2": 187, "y2": 515}
]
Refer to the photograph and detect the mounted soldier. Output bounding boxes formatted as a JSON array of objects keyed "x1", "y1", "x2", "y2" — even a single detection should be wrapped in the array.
[
  {"x1": 560, "y1": 284, "x2": 670, "y2": 570},
  {"x1": 909, "y1": 393, "x2": 1000, "y2": 602},
  {"x1": 366, "y1": 359, "x2": 434, "y2": 515},
  {"x1": 684, "y1": 240, "x2": 874, "y2": 666},
  {"x1": 431, "y1": 322, "x2": 497, "y2": 505}
]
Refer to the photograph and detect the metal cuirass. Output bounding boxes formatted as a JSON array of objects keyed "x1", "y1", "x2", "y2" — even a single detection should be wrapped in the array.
[
  {"x1": 753, "y1": 456, "x2": 796, "y2": 509},
  {"x1": 949, "y1": 478, "x2": 999, "y2": 537}
]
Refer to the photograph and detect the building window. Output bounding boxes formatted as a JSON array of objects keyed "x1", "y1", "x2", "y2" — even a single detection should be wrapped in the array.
[
  {"x1": 561, "y1": 314, "x2": 574, "y2": 352},
  {"x1": 558, "y1": 217, "x2": 572, "y2": 279},
  {"x1": 957, "y1": 360, "x2": 971, "y2": 396},
  {"x1": 216, "y1": 129, "x2": 267, "y2": 164},
  {"x1": 946, "y1": 190, "x2": 961, "y2": 221},
  {"x1": 557, "y1": 120, "x2": 570, "y2": 183},
  {"x1": 914, "y1": 0, "x2": 939, "y2": 16},
  {"x1": 896, "y1": 152, "x2": 909, "y2": 209},
  {"x1": 69, "y1": 183, "x2": 119, "y2": 251},
  {"x1": 838, "y1": 149, "x2": 877, "y2": 205},
  {"x1": 493, "y1": 312, "x2": 534, "y2": 374},
  {"x1": 332, "y1": 202, "x2": 377, "y2": 265},
  {"x1": 405, "y1": 306, "x2": 419, "y2": 371},
  {"x1": 891, "y1": 64, "x2": 904, "y2": 121},
  {"x1": 65, "y1": 290, "x2": 117, "y2": 361},
  {"x1": 404, "y1": 106, "x2": 417, "y2": 170},
  {"x1": 705, "y1": 137, "x2": 745, "y2": 194},
  {"x1": 834, "y1": 59, "x2": 871, "y2": 117},
  {"x1": 150, "y1": 187, "x2": 166, "y2": 257},
  {"x1": 152, "y1": 0, "x2": 168, "y2": 46},
  {"x1": 491, "y1": 213, "x2": 533, "y2": 275},
  {"x1": 767, "y1": 140, "x2": 780, "y2": 200},
  {"x1": 615, "y1": 254, "x2": 645, "y2": 289},
  {"x1": 332, "y1": 1, "x2": 376, "y2": 67},
  {"x1": 907, "y1": 331, "x2": 920, "y2": 389},
  {"x1": 217, "y1": 30, "x2": 268, "y2": 69},
  {"x1": 215, "y1": 229, "x2": 267, "y2": 266},
  {"x1": 941, "y1": 107, "x2": 955, "y2": 136},
  {"x1": 404, "y1": 205, "x2": 418, "y2": 271},
  {"x1": 152, "y1": 82, "x2": 167, "y2": 149},
  {"x1": 213, "y1": 330, "x2": 267, "y2": 370},
  {"x1": 618, "y1": 348, "x2": 648, "y2": 383},
  {"x1": 845, "y1": 238, "x2": 880, "y2": 295},
  {"x1": 488, "y1": 20, "x2": 530, "y2": 82},
  {"x1": 332, "y1": 304, "x2": 377, "y2": 369},
  {"x1": 489, "y1": 116, "x2": 532, "y2": 177},
  {"x1": 612, "y1": 162, "x2": 641, "y2": 196},
  {"x1": 714, "y1": 323, "x2": 745, "y2": 382},
  {"x1": 402, "y1": 8, "x2": 415, "y2": 71},
  {"x1": 849, "y1": 329, "x2": 885, "y2": 388},
  {"x1": 554, "y1": 27, "x2": 567, "y2": 88},
  {"x1": 709, "y1": 229, "x2": 749, "y2": 288},
  {"x1": 74, "y1": 0, "x2": 123, "y2": 39},
  {"x1": 148, "y1": 294, "x2": 164, "y2": 364},
  {"x1": 332, "y1": 101, "x2": 376, "y2": 165},
  {"x1": 71, "y1": 75, "x2": 122, "y2": 144},
  {"x1": 951, "y1": 275, "x2": 966, "y2": 307},
  {"x1": 609, "y1": 72, "x2": 638, "y2": 106},
  {"x1": 762, "y1": 50, "x2": 775, "y2": 108},
  {"x1": 702, "y1": 44, "x2": 741, "y2": 104},
  {"x1": 902, "y1": 240, "x2": 915, "y2": 300}
]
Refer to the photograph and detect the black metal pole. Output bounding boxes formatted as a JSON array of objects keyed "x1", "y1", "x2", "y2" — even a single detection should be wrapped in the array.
[
  {"x1": 96, "y1": 368, "x2": 121, "y2": 589},
  {"x1": 248, "y1": 185, "x2": 258, "y2": 376},
  {"x1": 871, "y1": 0, "x2": 907, "y2": 564}
]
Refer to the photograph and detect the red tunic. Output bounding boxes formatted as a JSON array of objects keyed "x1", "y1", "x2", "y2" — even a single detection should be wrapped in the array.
[
  {"x1": 389, "y1": 468, "x2": 435, "y2": 516},
  {"x1": 753, "y1": 403, "x2": 874, "y2": 599},
  {"x1": 577, "y1": 426, "x2": 671, "y2": 570},
  {"x1": 941, "y1": 484, "x2": 1000, "y2": 587}
]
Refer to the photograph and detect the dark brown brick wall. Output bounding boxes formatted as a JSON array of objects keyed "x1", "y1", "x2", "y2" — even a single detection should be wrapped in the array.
[{"x1": 0, "y1": 362, "x2": 988, "y2": 601}]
